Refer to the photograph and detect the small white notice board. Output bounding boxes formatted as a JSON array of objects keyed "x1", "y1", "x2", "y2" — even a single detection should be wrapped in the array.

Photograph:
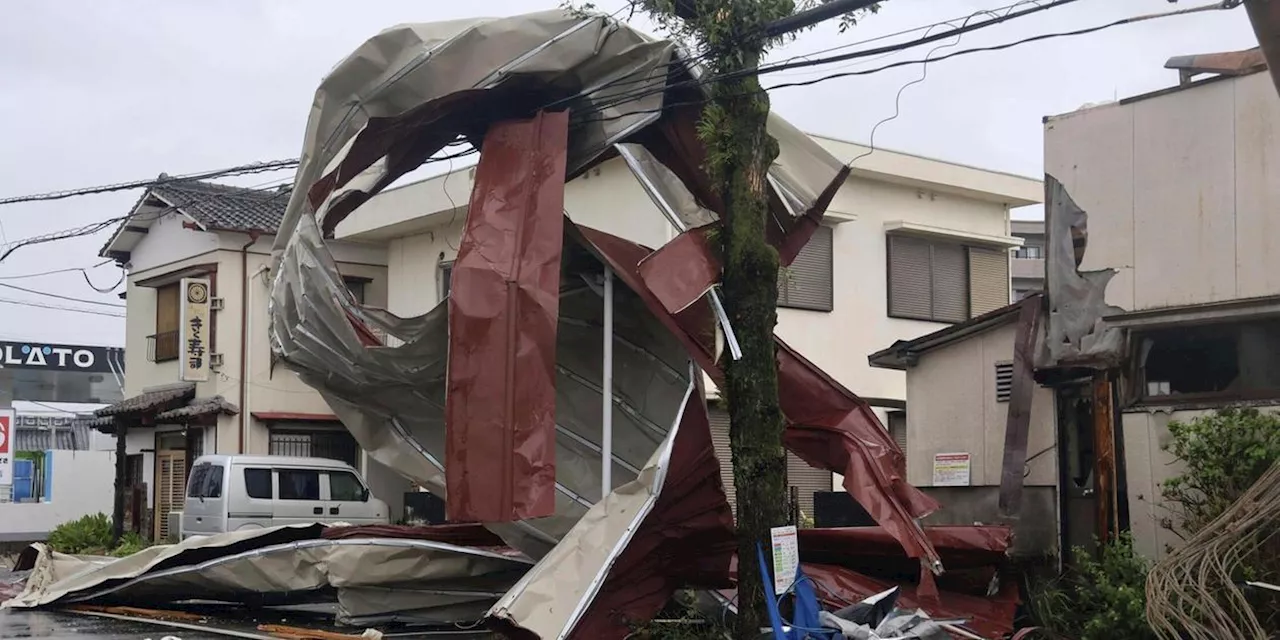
[
  {"x1": 770, "y1": 525, "x2": 799, "y2": 594},
  {"x1": 932, "y1": 452, "x2": 971, "y2": 486}
]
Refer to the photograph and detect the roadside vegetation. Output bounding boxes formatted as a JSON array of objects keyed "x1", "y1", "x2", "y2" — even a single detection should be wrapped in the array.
[{"x1": 47, "y1": 513, "x2": 152, "y2": 557}]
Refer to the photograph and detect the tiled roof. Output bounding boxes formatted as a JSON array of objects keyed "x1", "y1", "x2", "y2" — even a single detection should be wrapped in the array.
[
  {"x1": 150, "y1": 180, "x2": 292, "y2": 233},
  {"x1": 155, "y1": 396, "x2": 239, "y2": 422},
  {"x1": 94, "y1": 382, "x2": 196, "y2": 418}
]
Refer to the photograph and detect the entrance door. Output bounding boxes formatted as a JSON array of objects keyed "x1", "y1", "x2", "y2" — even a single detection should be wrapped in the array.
[{"x1": 153, "y1": 431, "x2": 187, "y2": 542}]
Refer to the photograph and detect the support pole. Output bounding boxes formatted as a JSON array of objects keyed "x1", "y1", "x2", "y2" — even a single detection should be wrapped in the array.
[{"x1": 602, "y1": 266, "x2": 614, "y2": 500}]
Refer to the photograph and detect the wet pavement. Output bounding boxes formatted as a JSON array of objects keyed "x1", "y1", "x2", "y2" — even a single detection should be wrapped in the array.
[{"x1": 0, "y1": 610, "x2": 224, "y2": 639}]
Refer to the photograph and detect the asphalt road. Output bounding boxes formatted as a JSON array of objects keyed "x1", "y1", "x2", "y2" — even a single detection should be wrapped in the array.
[{"x1": 0, "y1": 610, "x2": 225, "y2": 639}]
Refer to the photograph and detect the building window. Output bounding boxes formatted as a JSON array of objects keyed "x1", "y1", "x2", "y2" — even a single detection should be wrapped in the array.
[
  {"x1": 439, "y1": 261, "x2": 454, "y2": 302},
  {"x1": 995, "y1": 362, "x2": 1014, "y2": 402},
  {"x1": 269, "y1": 427, "x2": 360, "y2": 468},
  {"x1": 778, "y1": 225, "x2": 834, "y2": 312},
  {"x1": 887, "y1": 235, "x2": 1009, "y2": 322},
  {"x1": 343, "y1": 277, "x2": 367, "y2": 305},
  {"x1": 149, "y1": 283, "x2": 180, "y2": 362},
  {"x1": 1013, "y1": 245, "x2": 1043, "y2": 259},
  {"x1": 1136, "y1": 319, "x2": 1280, "y2": 403},
  {"x1": 887, "y1": 411, "x2": 907, "y2": 457}
]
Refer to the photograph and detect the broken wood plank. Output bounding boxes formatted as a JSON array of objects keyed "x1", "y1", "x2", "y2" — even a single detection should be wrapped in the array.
[
  {"x1": 67, "y1": 604, "x2": 206, "y2": 621},
  {"x1": 257, "y1": 623, "x2": 377, "y2": 640}
]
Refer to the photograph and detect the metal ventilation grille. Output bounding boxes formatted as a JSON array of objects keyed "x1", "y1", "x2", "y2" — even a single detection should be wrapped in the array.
[{"x1": 996, "y1": 362, "x2": 1014, "y2": 402}]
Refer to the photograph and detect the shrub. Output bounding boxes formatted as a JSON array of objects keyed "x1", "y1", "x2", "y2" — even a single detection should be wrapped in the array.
[
  {"x1": 1160, "y1": 407, "x2": 1280, "y2": 536},
  {"x1": 46, "y1": 513, "x2": 113, "y2": 555},
  {"x1": 110, "y1": 532, "x2": 151, "y2": 558},
  {"x1": 1030, "y1": 534, "x2": 1155, "y2": 640}
]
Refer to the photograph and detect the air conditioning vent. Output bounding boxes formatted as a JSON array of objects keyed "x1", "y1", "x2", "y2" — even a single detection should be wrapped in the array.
[
  {"x1": 210, "y1": 353, "x2": 225, "y2": 370},
  {"x1": 210, "y1": 297, "x2": 225, "y2": 311}
]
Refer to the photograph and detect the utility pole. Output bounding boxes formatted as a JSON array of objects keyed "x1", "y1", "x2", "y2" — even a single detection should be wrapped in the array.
[{"x1": 629, "y1": 1, "x2": 877, "y2": 636}]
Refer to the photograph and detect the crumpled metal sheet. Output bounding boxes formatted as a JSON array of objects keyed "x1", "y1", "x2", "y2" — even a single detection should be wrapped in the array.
[
  {"x1": 487, "y1": 377, "x2": 735, "y2": 639},
  {"x1": 2, "y1": 525, "x2": 325, "y2": 609},
  {"x1": 574, "y1": 225, "x2": 942, "y2": 569},
  {"x1": 801, "y1": 563, "x2": 1019, "y2": 640},
  {"x1": 4, "y1": 527, "x2": 533, "y2": 626},
  {"x1": 446, "y1": 111, "x2": 569, "y2": 523}
]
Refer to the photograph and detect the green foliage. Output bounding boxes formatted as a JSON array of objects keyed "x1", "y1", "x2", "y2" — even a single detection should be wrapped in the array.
[
  {"x1": 626, "y1": 591, "x2": 729, "y2": 639},
  {"x1": 1160, "y1": 407, "x2": 1280, "y2": 535},
  {"x1": 46, "y1": 513, "x2": 113, "y2": 555},
  {"x1": 47, "y1": 513, "x2": 153, "y2": 557},
  {"x1": 110, "y1": 532, "x2": 152, "y2": 558},
  {"x1": 1030, "y1": 534, "x2": 1156, "y2": 640}
]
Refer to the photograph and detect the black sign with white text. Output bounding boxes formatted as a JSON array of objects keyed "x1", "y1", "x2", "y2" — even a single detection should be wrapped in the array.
[{"x1": 0, "y1": 341, "x2": 122, "y2": 373}]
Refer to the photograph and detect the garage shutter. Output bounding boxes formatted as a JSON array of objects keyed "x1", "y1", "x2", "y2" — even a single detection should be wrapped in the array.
[
  {"x1": 969, "y1": 247, "x2": 1010, "y2": 316},
  {"x1": 786, "y1": 452, "x2": 832, "y2": 522},
  {"x1": 708, "y1": 407, "x2": 736, "y2": 519}
]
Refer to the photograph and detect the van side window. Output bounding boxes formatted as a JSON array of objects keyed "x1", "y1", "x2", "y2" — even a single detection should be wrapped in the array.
[
  {"x1": 244, "y1": 468, "x2": 272, "y2": 499},
  {"x1": 278, "y1": 469, "x2": 321, "y2": 501},
  {"x1": 205, "y1": 465, "x2": 224, "y2": 498},
  {"x1": 187, "y1": 464, "x2": 209, "y2": 498},
  {"x1": 329, "y1": 471, "x2": 366, "y2": 502}
]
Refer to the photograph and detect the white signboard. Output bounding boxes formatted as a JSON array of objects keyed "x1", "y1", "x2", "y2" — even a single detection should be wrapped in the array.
[
  {"x1": 179, "y1": 277, "x2": 212, "y2": 382},
  {"x1": 0, "y1": 409, "x2": 14, "y2": 486},
  {"x1": 932, "y1": 452, "x2": 972, "y2": 487},
  {"x1": 770, "y1": 525, "x2": 799, "y2": 594}
]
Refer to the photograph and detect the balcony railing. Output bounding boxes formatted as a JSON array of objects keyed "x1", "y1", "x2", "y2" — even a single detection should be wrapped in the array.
[{"x1": 148, "y1": 330, "x2": 180, "y2": 363}]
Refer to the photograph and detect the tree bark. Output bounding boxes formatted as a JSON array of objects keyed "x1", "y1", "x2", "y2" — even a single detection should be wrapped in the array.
[
  {"x1": 715, "y1": 57, "x2": 790, "y2": 637},
  {"x1": 112, "y1": 421, "x2": 128, "y2": 544}
]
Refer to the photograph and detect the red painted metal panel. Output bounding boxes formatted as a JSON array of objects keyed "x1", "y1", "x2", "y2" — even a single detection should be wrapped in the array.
[{"x1": 445, "y1": 111, "x2": 568, "y2": 523}]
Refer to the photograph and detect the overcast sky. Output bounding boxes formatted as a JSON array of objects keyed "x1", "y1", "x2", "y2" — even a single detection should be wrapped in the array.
[{"x1": 0, "y1": 0, "x2": 1260, "y2": 347}]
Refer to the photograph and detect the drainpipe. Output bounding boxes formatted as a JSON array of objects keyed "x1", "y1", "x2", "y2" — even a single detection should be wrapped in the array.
[{"x1": 239, "y1": 232, "x2": 260, "y2": 454}]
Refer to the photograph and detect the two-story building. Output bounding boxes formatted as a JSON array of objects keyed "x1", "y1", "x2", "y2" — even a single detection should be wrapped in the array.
[
  {"x1": 1011, "y1": 220, "x2": 1046, "y2": 300},
  {"x1": 92, "y1": 179, "x2": 405, "y2": 541},
  {"x1": 867, "y1": 47, "x2": 1280, "y2": 562},
  {"x1": 336, "y1": 133, "x2": 1041, "y2": 519}
]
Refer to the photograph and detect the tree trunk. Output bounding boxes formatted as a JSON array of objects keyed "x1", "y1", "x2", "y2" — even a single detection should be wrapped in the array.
[
  {"x1": 713, "y1": 47, "x2": 789, "y2": 640},
  {"x1": 112, "y1": 421, "x2": 128, "y2": 544}
]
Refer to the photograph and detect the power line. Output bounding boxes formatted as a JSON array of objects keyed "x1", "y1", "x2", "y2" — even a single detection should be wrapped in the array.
[
  {"x1": 0, "y1": 259, "x2": 113, "y2": 280},
  {"x1": 0, "y1": 281, "x2": 126, "y2": 308},
  {"x1": 0, "y1": 159, "x2": 299, "y2": 207},
  {"x1": 0, "y1": 297, "x2": 125, "y2": 318}
]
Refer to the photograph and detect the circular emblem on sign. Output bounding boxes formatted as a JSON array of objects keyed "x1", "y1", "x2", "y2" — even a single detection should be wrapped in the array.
[{"x1": 187, "y1": 282, "x2": 209, "y2": 304}]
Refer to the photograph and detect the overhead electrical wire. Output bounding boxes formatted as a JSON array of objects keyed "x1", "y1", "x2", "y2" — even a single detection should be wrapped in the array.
[
  {"x1": 0, "y1": 296, "x2": 126, "y2": 318},
  {"x1": 0, "y1": 259, "x2": 114, "y2": 280},
  {"x1": 0, "y1": 159, "x2": 299, "y2": 206},
  {"x1": 0, "y1": 281, "x2": 126, "y2": 308}
]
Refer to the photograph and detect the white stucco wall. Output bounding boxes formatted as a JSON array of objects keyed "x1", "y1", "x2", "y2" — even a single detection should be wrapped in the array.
[
  {"x1": 903, "y1": 322, "x2": 1057, "y2": 488},
  {"x1": 1045, "y1": 71, "x2": 1280, "y2": 312},
  {"x1": 0, "y1": 450, "x2": 115, "y2": 541}
]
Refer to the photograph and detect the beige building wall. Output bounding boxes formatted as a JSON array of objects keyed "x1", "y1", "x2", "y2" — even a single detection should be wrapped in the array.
[
  {"x1": 1044, "y1": 71, "x2": 1280, "y2": 312},
  {"x1": 345, "y1": 142, "x2": 1039, "y2": 414},
  {"x1": 903, "y1": 322, "x2": 1057, "y2": 489}
]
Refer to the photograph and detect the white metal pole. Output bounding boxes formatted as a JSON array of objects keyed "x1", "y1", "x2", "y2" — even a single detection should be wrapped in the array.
[{"x1": 602, "y1": 266, "x2": 614, "y2": 500}]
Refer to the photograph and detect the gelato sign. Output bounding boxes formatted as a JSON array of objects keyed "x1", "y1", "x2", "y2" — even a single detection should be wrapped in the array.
[{"x1": 0, "y1": 342, "x2": 120, "y2": 373}]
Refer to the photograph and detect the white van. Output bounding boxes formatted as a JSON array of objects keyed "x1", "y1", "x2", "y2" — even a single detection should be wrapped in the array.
[{"x1": 180, "y1": 454, "x2": 391, "y2": 539}]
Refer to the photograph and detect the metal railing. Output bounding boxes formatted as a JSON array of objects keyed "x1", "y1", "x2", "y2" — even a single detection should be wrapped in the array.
[{"x1": 147, "y1": 330, "x2": 180, "y2": 362}]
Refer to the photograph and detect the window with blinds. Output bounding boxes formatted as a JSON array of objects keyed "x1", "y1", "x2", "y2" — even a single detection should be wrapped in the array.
[
  {"x1": 887, "y1": 411, "x2": 908, "y2": 455},
  {"x1": 888, "y1": 235, "x2": 1009, "y2": 323},
  {"x1": 778, "y1": 225, "x2": 834, "y2": 312}
]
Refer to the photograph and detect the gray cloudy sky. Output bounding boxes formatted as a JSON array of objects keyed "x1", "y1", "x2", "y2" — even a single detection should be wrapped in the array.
[{"x1": 0, "y1": 0, "x2": 1259, "y2": 347}]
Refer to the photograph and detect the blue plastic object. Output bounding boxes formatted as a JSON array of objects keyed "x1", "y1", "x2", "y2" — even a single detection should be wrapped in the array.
[{"x1": 756, "y1": 542, "x2": 837, "y2": 639}]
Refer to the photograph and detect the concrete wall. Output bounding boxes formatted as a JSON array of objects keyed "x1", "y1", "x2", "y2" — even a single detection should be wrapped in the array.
[
  {"x1": 920, "y1": 486, "x2": 1058, "y2": 557},
  {"x1": 1044, "y1": 71, "x2": 1280, "y2": 312},
  {"x1": 904, "y1": 322, "x2": 1057, "y2": 488},
  {"x1": 1121, "y1": 404, "x2": 1280, "y2": 561},
  {"x1": 0, "y1": 450, "x2": 115, "y2": 542}
]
